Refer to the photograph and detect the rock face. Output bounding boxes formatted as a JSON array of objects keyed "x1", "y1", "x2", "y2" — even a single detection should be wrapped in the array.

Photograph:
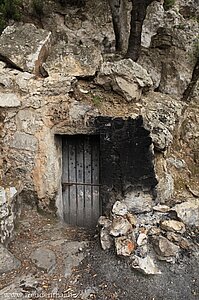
[
  {"x1": 0, "y1": 24, "x2": 51, "y2": 75},
  {"x1": 46, "y1": 44, "x2": 102, "y2": 77},
  {"x1": 0, "y1": 244, "x2": 21, "y2": 274},
  {"x1": 96, "y1": 59, "x2": 153, "y2": 101},
  {"x1": 160, "y1": 220, "x2": 186, "y2": 233}
]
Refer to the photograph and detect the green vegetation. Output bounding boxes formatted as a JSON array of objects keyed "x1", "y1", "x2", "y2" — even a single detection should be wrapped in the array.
[
  {"x1": 92, "y1": 95, "x2": 102, "y2": 107},
  {"x1": 32, "y1": 0, "x2": 44, "y2": 17},
  {"x1": 163, "y1": 0, "x2": 175, "y2": 11},
  {"x1": 0, "y1": 0, "x2": 21, "y2": 33}
]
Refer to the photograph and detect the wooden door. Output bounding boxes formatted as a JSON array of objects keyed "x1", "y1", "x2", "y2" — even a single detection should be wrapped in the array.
[{"x1": 62, "y1": 135, "x2": 100, "y2": 228}]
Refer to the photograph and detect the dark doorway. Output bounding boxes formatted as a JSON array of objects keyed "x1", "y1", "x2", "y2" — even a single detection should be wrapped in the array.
[{"x1": 62, "y1": 135, "x2": 101, "y2": 228}]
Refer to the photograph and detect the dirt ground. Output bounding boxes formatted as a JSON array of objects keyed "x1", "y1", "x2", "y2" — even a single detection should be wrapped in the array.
[{"x1": 0, "y1": 206, "x2": 198, "y2": 300}]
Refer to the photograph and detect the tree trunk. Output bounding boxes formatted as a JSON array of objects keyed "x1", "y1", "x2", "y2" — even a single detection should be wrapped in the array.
[
  {"x1": 182, "y1": 57, "x2": 199, "y2": 102},
  {"x1": 125, "y1": 0, "x2": 155, "y2": 61},
  {"x1": 108, "y1": 0, "x2": 128, "y2": 53}
]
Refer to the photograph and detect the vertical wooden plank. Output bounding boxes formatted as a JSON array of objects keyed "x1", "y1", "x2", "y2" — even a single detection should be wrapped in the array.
[
  {"x1": 76, "y1": 138, "x2": 84, "y2": 227},
  {"x1": 62, "y1": 139, "x2": 70, "y2": 223},
  {"x1": 84, "y1": 136, "x2": 92, "y2": 227},
  {"x1": 68, "y1": 139, "x2": 77, "y2": 225},
  {"x1": 91, "y1": 137, "x2": 100, "y2": 227}
]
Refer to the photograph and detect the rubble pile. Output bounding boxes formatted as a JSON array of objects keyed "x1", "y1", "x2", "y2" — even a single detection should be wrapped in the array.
[{"x1": 98, "y1": 200, "x2": 198, "y2": 275}]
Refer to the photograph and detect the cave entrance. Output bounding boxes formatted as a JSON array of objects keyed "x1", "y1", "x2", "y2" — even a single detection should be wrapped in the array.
[{"x1": 62, "y1": 135, "x2": 101, "y2": 228}]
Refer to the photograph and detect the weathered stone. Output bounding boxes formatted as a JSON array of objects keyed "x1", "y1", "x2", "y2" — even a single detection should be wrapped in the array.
[
  {"x1": 110, "y1": 216, "x2": 132, "y2": 237},
  {"x1": 98, "y1": 216, "x2": 112, "y2": 228},
  {"x1": 153, "y1": 204, "x2": 171, "y2": 213},
  {"x1": 115, "y1": 236, "x2": 136, "y2": 256},
  {"x1": 137, "y1": 233, "x2": 148, "y2": 246},
  {"x1": 0, "y1": 24, "x2": 51, "y2": 75},
  {"x1": 30, "y1": 247, "x2": 56, "y2": 273},
  {"x1": 11, "y1": 132, "x2": 38, "y2": 151},
  {"x1": 123, "y1": 191, "x2": 153, "y2": 214},
  {"x1": 173, "y1": 199, "x2": 199, "y2": 227},
  {"x1": 153, "y1": 236, "x2": 179, "y2": 257},
  {"x1": 132, "y1": 255, "x2": 161, "y2": 275},
  {"x1": 112, "y1": 201, "x2": 128, "y2": 216},
  {"x1": 142, "y1": 92, "x2": 183, "y2": 151},
  {"x1": 160, "y1": 220, "x2": 186, "y2": 233},
  {"x1": 156, "y1": 173, "x2": 174, "y2": 204},
  {"x1": 0, "y1": 93, "x2": 21, "y2": 108},
  {"x1": 0, "y1": 244, "x2": 21, "y2": 274},
  {"x1": 96, "y1": 59, "x2": 153, "y2": 102},
  {"x1": 100, "y1": 228, "x2": 113, "y2": 250},
  {"x1": 46, "y1": 43, "x2": 102, "y2": 77},
  {"x1": 0, "y1": 184, "x2": 22, "y2": 245},
  {"x1": 142, "y1": 1, "x2": 164, "y2": 48},
  {"x1": 167, "y1": 157, "x2": 186, "y2": 169},
  {"x1": 126, "y1": 213, "x2": 137, "y2": 226}
]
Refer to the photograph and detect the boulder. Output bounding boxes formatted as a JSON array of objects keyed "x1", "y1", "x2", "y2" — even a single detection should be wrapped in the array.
[
  {"x1": 30, "y1": 247, "x2": 56, "y2": 273},
  {"x1": 173, "y1": 199, "x2": 199, "y2": 227},
  {"x1": 96, "y1": 59, "x2": 153, "y2": 102},
  {"x1": 46, "y1": 43, "x2": 102, "y2": 77},
  {"x1": 160, "y1": 220, "x2": 186, "y2": 233},
  {"x1": 112, "y1": 201, "x2": 128, "y2": 216},
  {"x1": 0, "y1": 24, "x2": 51, "y2": 75},
  {"x1": 132, "y1": 255, "x2": 161, "y2": 275},
  {"x1": 115, "y1": 236, "x2": 136, "y2": 256},
  {"x1": 153, "y1": 236, "x2": 179, "y2": 257},
  {"x1": 0, "y1": 244, "x2": 21, "y2": 274},
  {"x1": 110, "y1": 216, "x2": 132, "y2": 237}
]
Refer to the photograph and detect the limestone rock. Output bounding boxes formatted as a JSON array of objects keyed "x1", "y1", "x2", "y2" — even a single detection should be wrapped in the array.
[
  {"x1": 112, "y1": 201, "x2": 128, "y2": 216},
  {"x1": 126, "y1": 213, "x2": 137, "y2": 226},
  {"x1": 0, "y1": 93, "x2": 21, "y2": 108},
  {"x1": 115, "y1": 236, "x2": 136, "y2": 256},
  {"x1": 156, "y1": 173, "x2": 174, "y2": 204},
  {"x1": 96, "y1": 59, "x2": 153, "y2": 102},
  {"x1": 100, "y1": 228, "x2": 112, "y2": 250},
  {"x1": 0, "y1": 244, "x2": 21, "y2": 274},
  {"x1": 137, "y1": 233, "x2": 148, "y2": 246},
  {"x1": 98, "y1": 216, "x2": 112, "y2": 228},
  {"x1": 30, "y1": 247, "x2": 56, "y2": 273},
  {"x1": 153, "y1": 204, "x2": 171, "y2": 213},
  {"x1": 0, "y1": 24, "x2": 51, "y2": 75},
  {"x1": 142, "y1": 92, "x2": 183, "y2": 151},
  {"x1": 110, "y1": 216, "x2": 132, "y2": 237},
  {"x1": 11, "y1": 132, "x2": 38, "y2": 151},
  {"x1": 46, "y1": 43, "x2": 102, "y2": 77},
  {"x1": 173, "y1": 199, "x2": 199, "y2": 227},
  {"x1": 132, "y1": 255, "x2": 161, "y2": 275},
  {"x1": 160, "y1": 220, "x2": 186, "y2": 233},
  {"x1": 123, "y1": 191, "x2": 153, "y2": 214},
  {"x1": 153, "y1": 236, "x2": 179, "y2": 257},
  {"x1": 142, "y1": 1, "x2": 164, "y2": 48}
]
